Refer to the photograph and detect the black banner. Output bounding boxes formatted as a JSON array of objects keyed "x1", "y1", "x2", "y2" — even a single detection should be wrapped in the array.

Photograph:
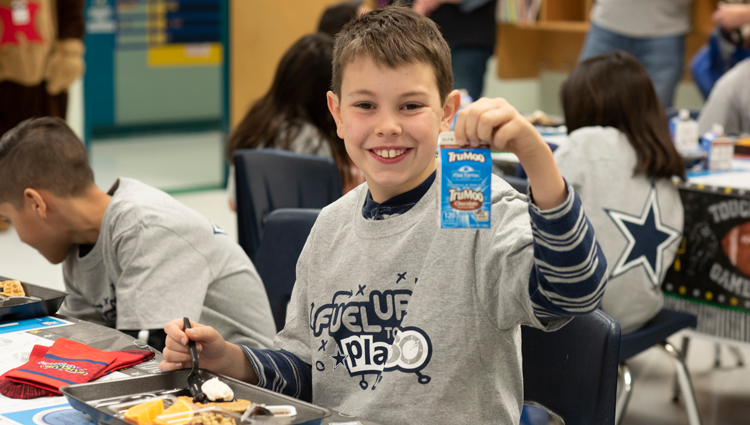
[{"x1": 663, "y1": 183, "x2": 750, "y2": 313}]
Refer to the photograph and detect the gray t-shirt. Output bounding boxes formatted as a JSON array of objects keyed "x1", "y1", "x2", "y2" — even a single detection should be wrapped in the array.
[
  {"x1": 274, "y1": 175, "x2": 566, "y2": 425},
  {"x1": 554, "y1": 127, "x2": 684, "y2": 334},
  {"x1": 698, "y1": 58, "x2": 750, "y2": 136},
  {"x1": 59, "y1": 178, "x2": 277, "y2": 349},
  {"x1": 591, "y1": 0, "x2": 694, "y2": 37}
]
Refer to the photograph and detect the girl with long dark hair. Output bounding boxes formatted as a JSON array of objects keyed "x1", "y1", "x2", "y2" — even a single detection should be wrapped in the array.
[{"x1": 555, "y1": 50, "x2": 686, "y2": 333}]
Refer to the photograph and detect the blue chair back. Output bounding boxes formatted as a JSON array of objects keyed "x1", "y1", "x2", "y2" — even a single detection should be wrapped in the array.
[
  {"x1": 254, "y1": 208, "x2": 321, "y2": 332},
  {"x1": 234, "y1": 149, "x2": 341, "y2": 261},
  {"x1": 522, "y1": 310, "x2": 621, "y2": 425}
]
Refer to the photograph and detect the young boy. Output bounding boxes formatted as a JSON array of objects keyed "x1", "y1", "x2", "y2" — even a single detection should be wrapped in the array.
[
  {"x1": 159, "y1": 6, "x2": 608, "y2": 424},
  {"x1": 0, "y1": 117, "x2": 277, "y2": 351}
]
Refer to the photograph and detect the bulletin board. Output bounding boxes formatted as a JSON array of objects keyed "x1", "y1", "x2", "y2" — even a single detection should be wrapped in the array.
[{"x1": 83, "y1": 0, "x2": 228, "y2": 144}]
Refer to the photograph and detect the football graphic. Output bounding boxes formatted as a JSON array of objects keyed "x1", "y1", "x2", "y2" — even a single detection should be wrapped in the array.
[{"x1": 721, "y1": 221, "x2": 750, "y2": 277}]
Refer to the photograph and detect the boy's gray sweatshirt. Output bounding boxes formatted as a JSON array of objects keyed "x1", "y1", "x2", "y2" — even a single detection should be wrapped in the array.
[{"x1": 257, "y1": 173, "x2": 607, "y2": 424}]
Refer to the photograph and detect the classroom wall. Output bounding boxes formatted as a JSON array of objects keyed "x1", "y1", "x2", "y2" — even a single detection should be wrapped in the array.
[
  {"x1": 230, "y1": 0, "x2": 342, "y2": 129},
  {"x1": 482, "y1": 57, "x2": 705, "y2": 117}
]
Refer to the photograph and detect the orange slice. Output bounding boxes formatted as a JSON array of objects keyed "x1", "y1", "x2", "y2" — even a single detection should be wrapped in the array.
[
  {"x1": 155, "y1": 399, "x2": 194, "y2": 425},
  {"x1": 124, "y1": 399, "x2": 164, "y2": 425}
]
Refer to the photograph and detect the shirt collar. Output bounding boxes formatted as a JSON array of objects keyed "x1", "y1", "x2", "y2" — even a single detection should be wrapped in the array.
[{"x1": 362, "y1": 171, "x2": 436, "y2": 220}]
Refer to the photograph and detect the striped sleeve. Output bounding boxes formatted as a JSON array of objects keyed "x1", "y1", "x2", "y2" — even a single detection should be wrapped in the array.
[
  {"x1": 527, "y1": 181, "x2": 608, "y2": 319},
  {"x1": 240, "y1": 346, "x2": 313, "y2": 402}
]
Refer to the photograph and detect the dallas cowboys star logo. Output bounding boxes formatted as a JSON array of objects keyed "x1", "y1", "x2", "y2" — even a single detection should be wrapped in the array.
[
  {"x1": 327, "y1": 345, "x2": 349, "y2": 371},
  {"x1": 605, "y1": 185, "x2": 681, "y2": 287}
]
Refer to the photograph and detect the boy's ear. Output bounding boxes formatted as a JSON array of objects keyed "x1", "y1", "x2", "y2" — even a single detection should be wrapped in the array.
[
  {"x1": 24, "y1": 189, "x2": 48, "y2": 219},
  {"x1": 327, "y1": 90, "x2": 345, "y2": 139},
  {"x1": 441, "y1": 90, "x2": 462, "y2": 132}
]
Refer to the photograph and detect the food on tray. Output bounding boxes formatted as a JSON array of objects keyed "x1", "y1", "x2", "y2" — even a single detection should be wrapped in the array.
[
  {"x1": 184, "y1": 411, "x2": 236, "y2": 425},
  {"x1": 155, "y1": 399, "x2": 194, "y2": 425},
  {"x1": 178, "y1": 397, "x2": 251, "y2": 413},
  {"x1": 266, "y1": 405, "x2": 297, "y2": 417},
  {"x1": 0, "y1": 280, "x2": 24, "y2": 297},
  {"x1": 201, "y1": 377, "x2": 233, "y2": 402},
  {"x1": 526, "y1": 110, "x2": 556, "y2": 126},
  {"x1": 124, "y1": 399, "x2": 165, "y2": 425}
]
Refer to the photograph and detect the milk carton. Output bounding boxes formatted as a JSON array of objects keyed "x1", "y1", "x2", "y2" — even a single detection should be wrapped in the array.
[
  {"x1": 437, "y1": 131, "x2": 491, "y2": 229},
  {"x1": 669, "y1": 109, "x2": 699, "y2": 153},
  {"x1": 700, "y1": 124, "x2": 735, "y2": 171}
]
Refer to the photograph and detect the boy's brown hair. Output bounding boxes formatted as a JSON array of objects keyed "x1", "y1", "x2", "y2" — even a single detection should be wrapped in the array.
[
  {"x1": 0, "y1": 117, "x2": 94, "y2": 208},
  {"x1": 331, "y1": 5, "x2": 453, "y2": 103}
]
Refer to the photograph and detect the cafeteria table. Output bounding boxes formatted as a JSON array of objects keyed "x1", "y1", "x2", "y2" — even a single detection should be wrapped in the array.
[{"x1": 0, "y1": 315, "x2": 380, "y2": 425}]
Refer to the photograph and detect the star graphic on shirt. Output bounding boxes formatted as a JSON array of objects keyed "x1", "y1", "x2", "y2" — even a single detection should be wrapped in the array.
[
  {"x1": 326, "y1": 346, "x2": 348, "y2": 371},
  {"x1": 605, "y1": 185, "x2": 681, "y2": 287},
  {"x1": 210, "y1": 220, "x2": 227, "y2": 235}
]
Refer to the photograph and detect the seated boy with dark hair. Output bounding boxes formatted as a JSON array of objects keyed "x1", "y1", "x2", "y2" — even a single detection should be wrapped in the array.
[
  {"x1": 0, "y1": 117, "x2": 277, "y2": 351},
  {"x1": 159, "y1": 6, "x2": 608, "y2": 424}
]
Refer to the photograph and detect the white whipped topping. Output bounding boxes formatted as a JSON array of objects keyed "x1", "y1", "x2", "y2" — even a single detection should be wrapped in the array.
[{"x1": 201, "y1": 377, "x2": 234, "y2": 402}]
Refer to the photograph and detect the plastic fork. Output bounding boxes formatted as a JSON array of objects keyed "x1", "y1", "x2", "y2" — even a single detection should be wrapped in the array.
[{"x1": 184, "y1": 317, "x2": 208, "y2": 404}]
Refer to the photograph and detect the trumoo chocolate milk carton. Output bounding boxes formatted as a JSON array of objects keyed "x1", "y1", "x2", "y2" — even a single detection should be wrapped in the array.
[{"x1": 437, "y1": 131, "x2": 491, "y2": 229}]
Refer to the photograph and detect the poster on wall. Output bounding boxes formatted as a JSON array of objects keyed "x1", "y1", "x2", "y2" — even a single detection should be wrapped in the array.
[
  {"x1": 84, "y1": 0, "x2": 224, "y2": 134},
  {"x1": 663, "y1": 183, "x2": 750, "y2": 342}
]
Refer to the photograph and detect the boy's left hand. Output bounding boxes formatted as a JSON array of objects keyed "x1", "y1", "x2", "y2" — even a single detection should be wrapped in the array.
[{"x1": 453, "y1": 97, "x2": 546, "y2": 159}]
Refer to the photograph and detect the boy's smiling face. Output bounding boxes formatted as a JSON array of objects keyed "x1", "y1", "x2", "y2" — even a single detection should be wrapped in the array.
[{"x1": 328, "y1": 56, "x2": 459, "y2": 203}]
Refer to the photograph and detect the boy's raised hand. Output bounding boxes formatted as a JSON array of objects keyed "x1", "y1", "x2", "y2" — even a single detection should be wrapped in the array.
[
  {"x1": 454, "y1": 97, "x2": 544, "y2": 157},
  {"x1": 454, "y1": 97, "x2": 567, "y2": 210}
]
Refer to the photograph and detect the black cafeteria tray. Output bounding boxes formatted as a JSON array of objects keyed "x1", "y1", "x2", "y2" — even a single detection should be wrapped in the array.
[
  {"x1": 62, "y1": 369, "x2": 332, "y2": 425},
  {"x1": 0, "y1": 275, "x2": 67, "y2": 322}
]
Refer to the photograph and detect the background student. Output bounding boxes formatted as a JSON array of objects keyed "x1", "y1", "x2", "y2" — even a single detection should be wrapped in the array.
[
  {"x1": 697, "y1": 57, "x2": 750, "y2": 135},
  {"x1": 411, "y1": 0, "x2": 497, "y2": 101},
  {"x1": 698, "y1": 2, "x2": 750, "y2": 136},
  {"x1": 159, "y1": 7, "x2": 608, "y2": 425},
  {"x1": 555, "y1": 51, "x2": 686, "y2": 334},
  {"x1": 0, "y1": 117, "x2": 277, "y2": 351},
  {"x1": 579, "y1": 0, "x2": 694, "y2": 108},
  {"x1": 226, "y1": 33, "x2": 364, "y2": 211}
]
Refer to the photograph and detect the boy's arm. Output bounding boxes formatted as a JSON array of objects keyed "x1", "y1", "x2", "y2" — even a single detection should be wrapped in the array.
[
  {"x1": 160, "y1": 319, "x2": 312, "y2": 400},
  {"x1": 456, "y1": 98, "x2": 607, "y2": 319},
  {"x1": 526, "y1": 183, "x2": 608, "y2": 318},
  {"x1": 240, "y1": 347, "x2": 313, "y2": 402}
]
